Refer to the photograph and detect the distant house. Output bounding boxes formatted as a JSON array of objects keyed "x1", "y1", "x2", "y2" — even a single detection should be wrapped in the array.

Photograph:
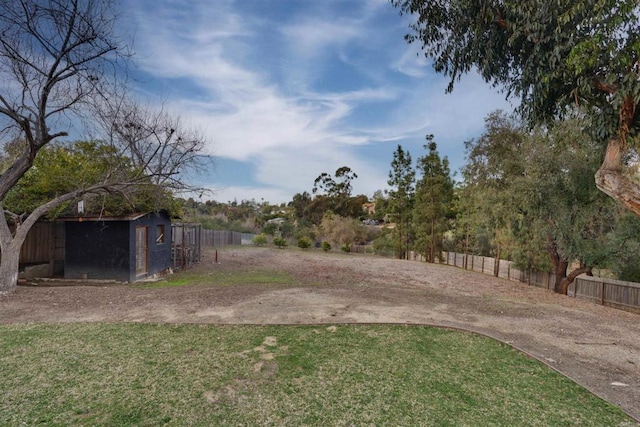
[
  {"x1": 266, "y1": 217, "x2": 286, "y2": 225},
  {"x1": 59, "y1": 211, "x2": 172, "y2": 282},
  {"x1": 362, "y1": 202, "x2": 376, "y2": 215}
]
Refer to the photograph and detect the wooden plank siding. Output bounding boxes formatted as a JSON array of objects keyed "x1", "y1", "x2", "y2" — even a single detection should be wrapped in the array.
[
  {"x1": 0, "y1": 222, "x2": 65, "y2": 267},
  {"x1": 0, "y1": 222, "x2": 65, "y2": 278}
]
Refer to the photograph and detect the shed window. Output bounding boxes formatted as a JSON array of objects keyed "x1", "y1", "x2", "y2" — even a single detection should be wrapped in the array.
[{"x1": 156, "y1": 224, "x2": 165, "y2": 244}]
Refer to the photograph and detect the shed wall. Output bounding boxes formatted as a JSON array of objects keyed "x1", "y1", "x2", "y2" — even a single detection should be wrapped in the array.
[
  {"x1": 131, "y1": 213, "x2": 172, "y2": 281},
  {"x1": 64, "y1": 221, "x2": 130, "y2": 281}
]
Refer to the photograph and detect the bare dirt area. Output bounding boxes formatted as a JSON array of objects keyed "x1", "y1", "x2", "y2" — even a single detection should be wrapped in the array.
[{"x1": 1, "y1": 246, "x2": 639, "y2": 421}]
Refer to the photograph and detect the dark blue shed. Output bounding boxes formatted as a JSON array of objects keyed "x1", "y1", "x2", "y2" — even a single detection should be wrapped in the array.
[{"x1": 61, "y1": 211, "x2": 172, "y2": 282}]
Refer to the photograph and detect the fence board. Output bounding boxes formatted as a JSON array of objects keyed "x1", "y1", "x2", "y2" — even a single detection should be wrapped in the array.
[
  {"x1": 442, "y1": 251, "x2": 640, "y2": 314},
  {"x1": 200, "y1": 230, "x2": 242, "y2": 247},
  {"x1": 171, "y1": 223, "x2": 202, "y2": 271}
]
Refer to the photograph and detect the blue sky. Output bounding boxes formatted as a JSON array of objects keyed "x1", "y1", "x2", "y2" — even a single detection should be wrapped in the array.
[{"x1": 122, "y1": 0, "x2": 514, "y2": 204}]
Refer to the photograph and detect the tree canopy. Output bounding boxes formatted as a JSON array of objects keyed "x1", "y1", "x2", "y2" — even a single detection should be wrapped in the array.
[
  {"x1": 392, "y1": 0, "x2": 640, "y2": 216},
  {"x1": 3, "y1": 141, "x2": 179, "y2": 219},
  {"x1": 462, "y1": 111, "x2": 640, "y2": 293}
]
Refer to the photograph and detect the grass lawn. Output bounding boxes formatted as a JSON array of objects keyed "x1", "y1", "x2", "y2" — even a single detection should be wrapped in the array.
[{"x1": 0, "y1": 323, "x2": 634, "y2": 426}]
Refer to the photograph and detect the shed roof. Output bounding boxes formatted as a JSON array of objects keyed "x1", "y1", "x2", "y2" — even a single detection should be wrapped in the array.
[{"x1": 56, "y1": 212, "x2": 150, "y2": 222}]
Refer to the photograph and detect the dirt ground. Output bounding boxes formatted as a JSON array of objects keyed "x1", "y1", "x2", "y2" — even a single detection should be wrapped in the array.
[{"x1": 1, "y1": 247, "x2": 639, "y2": 421}]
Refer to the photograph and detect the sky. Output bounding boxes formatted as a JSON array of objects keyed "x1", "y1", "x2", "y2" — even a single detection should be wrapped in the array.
[{"x1": 121, "y1": 0, "x2": 514, "y2": 205}]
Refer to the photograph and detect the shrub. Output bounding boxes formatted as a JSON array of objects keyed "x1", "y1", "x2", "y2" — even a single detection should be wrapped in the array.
[
  {"x1": 273, "y1": 237, "x2": 288, "y2": 249},
  {"x1": 321, "y1": 241, "x2": 331, "y2": 252},
  {"x1": 373, "y1": 228, "x2": 396, "y2": 257},
  {"x1": 297, "y1": 236, "x2": 311, "y2": 250},
  {"x1": 252, "y1": 233, "x2": 267, "y2": 246},
  {"x1": 341, "y1": 243, "x2": 351, "y2": 253},
  {"x1": 319, "y1": 214, "x2": 367, "y2": 246}
]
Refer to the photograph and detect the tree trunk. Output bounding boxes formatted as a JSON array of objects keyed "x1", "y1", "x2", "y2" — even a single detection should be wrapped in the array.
[
  {"x1": 550, "y1": 259, "x2": 569, "y2": 294},
  {"x1": 595, "y1": 97, "x2": 640, "y2": 217},
  {"x1": 464, "y1": 228, "x2": 469, "y2": 269},
  {"x1": 559, "y1": 267, "x2": 593, "y2": 296},
  {"x1": 546, "y1": 234, "x2": 569, "y2": 294},
  {"x1": 0, "y1": 242, "x2": 21, "y2": 293},
  {"x1": 595, "y1": 138, "x2": 640, "y2": 217}
]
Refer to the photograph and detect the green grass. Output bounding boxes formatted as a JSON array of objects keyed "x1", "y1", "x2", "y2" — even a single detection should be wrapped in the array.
[
  {"x1": 0, "y1": 324, "x2": 634, "y2": 426},
  {"x1": 143, "y1": 268, "x2": 298, "y2": 288}
]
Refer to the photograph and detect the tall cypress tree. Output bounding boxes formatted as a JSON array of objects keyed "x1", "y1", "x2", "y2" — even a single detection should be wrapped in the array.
[
  {"x1": 387, "y1": 145, "x2": 415, "y2": 259},
  {"x1": 413, "y1": 135, "x2": 454, "y2": 263}
]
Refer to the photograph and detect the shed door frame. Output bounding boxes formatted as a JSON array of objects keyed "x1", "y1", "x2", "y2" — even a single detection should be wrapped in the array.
[{"x1": 135, "y1": 226, "x2": 148, "y2": 276}]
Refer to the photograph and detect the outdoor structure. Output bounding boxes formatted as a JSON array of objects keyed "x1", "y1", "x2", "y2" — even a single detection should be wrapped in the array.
[
  {"x1": 171, "y1": 223, "x2": 202, "y2": 271},
  {"x1": 60, "y1": 211, "x2": 172, "y2": 282}
]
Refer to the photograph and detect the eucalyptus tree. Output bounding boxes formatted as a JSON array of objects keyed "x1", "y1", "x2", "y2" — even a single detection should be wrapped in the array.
[
  {"x1": 413, "y1": 135, "x2": 454, "y2": 263},
  {"x1": 515, "y1": 120, "x2": 617, "y2": 293},
  {"x1": 0, "y1": 1, "x2": 205, "y2": 292},
  {"x1": 387, "y1": 145, "x2": 415, "y2": 259},
  {"x1": 464, "y1": 111, "x2": 620, "y2": 294},
  {"x1": 312, "y1": 166, "x2": 360, "y2": 218},
  {"x1": 392, "y1": 0, "x2": 640, "y2": 217},
  {"x1": 461, "y1": 112, "x2": 525, "y2": 268}
]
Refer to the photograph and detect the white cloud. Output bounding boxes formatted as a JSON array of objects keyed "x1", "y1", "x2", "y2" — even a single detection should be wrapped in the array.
[
  {"x1": 124, "y1": 0, "x2": 514, "y2": 203},
  {"x1": 392, "y1": 48, "x2": 430, "y2": 78},
  {"x1": 281, "y1": 19, "x2": 362, "y2": 59}
]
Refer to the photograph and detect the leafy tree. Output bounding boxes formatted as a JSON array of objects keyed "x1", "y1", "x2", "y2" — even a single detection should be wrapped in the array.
[
  {"x1": 371, "y1": 189, "x2": 388, "y2": 222},
  {"x1": 372, "y1": 227, "x2": 397, "y2": 258},
  {"x1": 463, "y1": 111, "x2": 627, "y2": 294},
  {"x1": 392, "y1": 0, "x2": 640, "y2": 217},
  {"x1": 0, "y1": 1, "x2": 205, "y2": 292},
  {"x1": 461, "y1": 112, "x2": 526, "y2": 267},
  {"x1": 3, "y1": 141, "x2": 178, "y2": 218},
  {"x1": 290, "y1": 191, "x2": 313, "y2": 224},
  {"x1": 607, "y1": 211, "x2": 640, "y2": 281},
  {"x1": 413, "y1": 136, "x2": 454, "y2": 263},
  {"x1": 305, "y1": 195, "x2": 331, "y2": 225},
  {"x1": 312, "y1": 166, "x2": 360, "y2": 218},
  {"x1": 387, "y1": 145, "x2": 415, "y2": 259}
]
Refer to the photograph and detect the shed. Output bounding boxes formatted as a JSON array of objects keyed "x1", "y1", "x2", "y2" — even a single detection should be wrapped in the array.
[{"x1": 60, "y1": 211, "x2": 172, "y2": 282}]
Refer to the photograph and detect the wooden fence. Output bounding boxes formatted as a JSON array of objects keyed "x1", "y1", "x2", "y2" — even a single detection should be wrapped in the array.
[
  {"x1": 201, "y1": 230, "x2": 242, "y2": 247},
  {"x1": 441, "y1": 251, "x2": 640, "y2": 313},
  {"x1": 0, "y1": 222, "x2": 65, "y2": 277},
  {"x1": 171, "y1": 223, "x2": 202, "y2": 271}
]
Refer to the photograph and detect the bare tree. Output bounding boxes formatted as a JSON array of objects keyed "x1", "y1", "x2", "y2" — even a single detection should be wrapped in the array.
[{"x1": 0, "y1": 1, "x2": 207, "y2": 292}]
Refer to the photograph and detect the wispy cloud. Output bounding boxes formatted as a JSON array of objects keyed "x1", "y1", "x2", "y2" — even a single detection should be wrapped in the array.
[{"x1": 124, "y1": 0, "x2": 513, "y2": 203}]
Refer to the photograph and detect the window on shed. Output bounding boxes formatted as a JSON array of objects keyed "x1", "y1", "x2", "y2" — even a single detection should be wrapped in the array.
[{"x1": 156, "y1": 224, "x2": 165, "y2": 244}]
